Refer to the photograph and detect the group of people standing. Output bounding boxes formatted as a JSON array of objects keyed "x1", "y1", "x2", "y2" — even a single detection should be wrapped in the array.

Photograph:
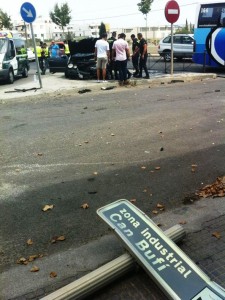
[
  {"x1": 94, "y1": 31, "x2": 149, "y2": 85},
  {"x1": 35, "y1": 40, "x2": 70, "y2": 75}
]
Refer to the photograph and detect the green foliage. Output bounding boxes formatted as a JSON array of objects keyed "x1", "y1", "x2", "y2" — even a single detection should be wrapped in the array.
[
  {"x1": 137, "y1": 0, "x2": 154, "y2": 16},
  {"x1": 49, "y1": 2, "x2": 72, "y2": 33},
  {"x1": 175, "y1": 20, "x2": 194, "y2": 34},
  {"x1": 0, "y1": 9, "x2": 13, "y2": 30},
  {"x1": 185, "y1": 19, "x2": 188, "y2": 31},
  {"x1": 99, "y1": 22, "x2": 106, "y2": 37}
]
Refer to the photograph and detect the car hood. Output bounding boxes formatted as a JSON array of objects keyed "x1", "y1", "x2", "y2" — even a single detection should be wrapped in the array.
[{"x1": 68, "y1": 38, "x2": 98, "y2": 56}]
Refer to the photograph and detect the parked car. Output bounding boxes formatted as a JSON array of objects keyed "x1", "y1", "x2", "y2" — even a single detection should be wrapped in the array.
[
  {"x1": 0, "y1": 37, "x2": 30, "y2": 84},
  {"x1": 48, "y1": 41, "x2": 67, "y2": 73},
  {"x1": 158, "y1": 34, "x2": 194, "y2": 62}
]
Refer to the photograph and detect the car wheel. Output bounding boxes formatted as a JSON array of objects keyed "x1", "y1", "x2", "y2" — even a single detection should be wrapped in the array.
[
  {"x1": 22, "y1": 66, "x2": 28, "y2": 78},
  {"x1": 65, "y1": 69, "x2": 69, "y2": 78},
  {"x1": 7, "y1": 69, "x2": 14, "y2": 84},
  {"x1": 164, "y1": 51, "x2": 171, "y2": 62}
]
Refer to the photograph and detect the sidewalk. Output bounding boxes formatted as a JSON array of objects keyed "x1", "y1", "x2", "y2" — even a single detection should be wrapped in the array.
[{"x1": 0, "y1": 71, "x2": 217, "y2": 102}]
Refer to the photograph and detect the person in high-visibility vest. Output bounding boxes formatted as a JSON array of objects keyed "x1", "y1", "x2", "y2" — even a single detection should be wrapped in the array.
[
  {"x1": 36, "y1": 44, "x2": 43, "y2": 74},
  {"x1": 64, "y1": 40, "x2": 70, "y2": 57},
  {"x1": 39, "y1": 43, "x2": 49, "y2": 75}
]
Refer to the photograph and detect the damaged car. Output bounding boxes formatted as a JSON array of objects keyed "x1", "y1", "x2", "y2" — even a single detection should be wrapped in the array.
[
  {"x1": 48, "y1": 38, "x2": 98, "y2": 79},
  {"x1": 65, "y1": 38, "x2": 97, "y2": 79}
]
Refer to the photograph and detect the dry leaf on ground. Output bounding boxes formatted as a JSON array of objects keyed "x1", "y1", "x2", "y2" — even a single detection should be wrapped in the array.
[
  {"x1": 30, "y1": 266, "x2": 39, "y2": 272},
  {"x1": 152, "y1": 210, "x2": 158, "y2": 214},
  {"x1": 212, "y1": 231, "x2": 221, "y2": 239},
  {"x1": 81, "y1": 203, "x2": 89, "y2": 209},
  {"x1": 50, "y1": 271, "x2": 57, "y2": 278},
  {"x1": 155, "y1": 167, "x2": 161, "y2": 170},
  {"x1": 141, "y1": 166, "x2": 146, "y2": 170},
  {"x1": 157, "y1": 203, "x2": 165, "y2": 209},
  {"x1": 179, "y1": 220, "x2": 187, "y2": 225},
  {"x1": 17, "y1": 257, "x2": 28, "y2": 265},
  {"x1": 56, "y1": 235, "x2": 66, "y2": 241},
  {"x1": 130, "y1": 199, "x2": 136, "y2": 203},
  {"x1": 191, "y1": 164, "x2": 197, "y2": 172},
  {"x1": 28, "y1": 255, "x2": 39, "y2": 262},
  {"x1": 51, "y1": 235, "x2": 66, "y2": 243},
  {"x1": 196, "y1": 176, "x2": 225, "y2": 199},
  {"x1": 26, "y1": 239, "x2": 33, "y2": 245},
  {"x1": 42, "y1": 204, "x2": 54, "y2": 212}
]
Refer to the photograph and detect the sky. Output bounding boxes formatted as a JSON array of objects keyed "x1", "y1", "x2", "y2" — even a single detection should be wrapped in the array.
[{"x1": 2, "y1": 0, "x2": 225, "y2": 28}]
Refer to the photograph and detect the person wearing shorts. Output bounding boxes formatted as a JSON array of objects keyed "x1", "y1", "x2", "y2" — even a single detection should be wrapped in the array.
[{"x1": 95, "y1": 33, "x2": 110, "y2": 82}]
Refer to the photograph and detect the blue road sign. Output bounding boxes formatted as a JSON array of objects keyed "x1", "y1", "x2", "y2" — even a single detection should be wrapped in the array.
[{"x1": 20, "y1": 2, "x2": 36, "y2": 23}]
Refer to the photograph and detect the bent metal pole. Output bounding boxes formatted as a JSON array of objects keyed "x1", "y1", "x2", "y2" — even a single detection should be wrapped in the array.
[
  {"x1": 40, "y1": 224, "x2": 185, "y2": 300},
  {"x1": 30, "y1": 23, "x2": 42, "y2": 89}
]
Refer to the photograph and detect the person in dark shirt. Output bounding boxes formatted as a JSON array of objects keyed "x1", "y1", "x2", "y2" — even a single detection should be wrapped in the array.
[
  {"x1": 107, "y1": 32, "x2": 118, "y2": 79},
  {"x1": 130, "y1": 34, "x2": 140, "y2": 76},
  {"x1": 136, "y1": 33, "x2": 149, "y2": 79}
]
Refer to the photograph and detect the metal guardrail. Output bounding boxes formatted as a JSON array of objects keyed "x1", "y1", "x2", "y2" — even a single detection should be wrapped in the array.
[{"x1": 146, "y1": 52, "x2": 205, "y2": 74}]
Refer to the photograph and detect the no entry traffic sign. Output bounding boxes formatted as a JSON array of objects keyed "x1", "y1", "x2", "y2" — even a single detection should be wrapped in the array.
[{"x1": 165, "y1": 0, "x2": 180, "y2": 24}]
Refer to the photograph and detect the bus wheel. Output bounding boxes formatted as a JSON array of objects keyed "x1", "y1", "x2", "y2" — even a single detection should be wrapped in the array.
[
  {"x1": 22, "y1": 66, "x2": 28, "y2": 78},
  {"x1": 7, "y1": 69, "x2": 14, "y2": 84},
  {"x1": 164, "y1": 51, "x2": 171, "y2": 62}
]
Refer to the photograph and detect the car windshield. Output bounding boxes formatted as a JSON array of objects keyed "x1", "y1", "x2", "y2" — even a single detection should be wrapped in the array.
[{"x1": 0, "y1": 39, "x2": 8, "y2": 54}]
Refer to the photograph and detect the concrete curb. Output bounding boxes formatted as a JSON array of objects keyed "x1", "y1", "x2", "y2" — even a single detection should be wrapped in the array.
[{"x1": 0, "y1": 72, "x2": 217, "y2": 102}]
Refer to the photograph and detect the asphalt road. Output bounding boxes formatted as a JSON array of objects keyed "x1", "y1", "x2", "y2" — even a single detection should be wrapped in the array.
[{"x1": 1, "y1": 78, "x2": 225, "y2": 298}]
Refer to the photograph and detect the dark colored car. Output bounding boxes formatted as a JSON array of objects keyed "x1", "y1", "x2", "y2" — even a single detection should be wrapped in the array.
[
  {"x1": 65, "y1": 38, "x2": 97, "y2": 79},
  {"x1": 48, "y1": 38, "x2": 99, "y2": 79},
  {"x1": 48, "y1": 42, "x2": 68, "y2": 73}
]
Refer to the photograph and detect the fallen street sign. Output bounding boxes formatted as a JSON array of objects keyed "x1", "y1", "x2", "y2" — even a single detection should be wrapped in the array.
[{"x1": 97, "y1": 200, "x2": 225, "y2": 300}]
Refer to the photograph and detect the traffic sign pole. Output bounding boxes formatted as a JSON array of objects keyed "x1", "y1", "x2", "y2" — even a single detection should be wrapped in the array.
[
  {"x1": 30, "y1": 23, "x2": 42, "y2": 88},
  {"x1": 171, "y1": 24, "x2": 174, "y2": 76},
  {"x1": 165, "y1": 0, "x2": 180, "y2": 76},
  {"x1": 20, "y1": 2, "x2": 42, "y2": 88}
]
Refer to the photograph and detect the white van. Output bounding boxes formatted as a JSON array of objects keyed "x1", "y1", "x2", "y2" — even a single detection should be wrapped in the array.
[{"x1": 0, "y1": 36, "x2": 30, "y2": 84}]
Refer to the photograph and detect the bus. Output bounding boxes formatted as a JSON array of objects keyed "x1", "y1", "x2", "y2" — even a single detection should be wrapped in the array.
[{"x1": 193, "y1": 2, "x2": 225, "y2": 67}]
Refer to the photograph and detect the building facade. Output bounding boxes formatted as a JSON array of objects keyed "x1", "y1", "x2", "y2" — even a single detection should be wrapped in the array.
[{"x1": 13, "y1": 16, "x2": 182, "y2": 42}]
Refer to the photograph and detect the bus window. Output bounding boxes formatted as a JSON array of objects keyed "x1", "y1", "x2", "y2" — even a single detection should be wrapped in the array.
[
  {"x1": 220, "y1": 9, "x2": 225, "y2": 26},
  {"x1": 198, "y1": 3, "x2": 225, "y2": 28}
]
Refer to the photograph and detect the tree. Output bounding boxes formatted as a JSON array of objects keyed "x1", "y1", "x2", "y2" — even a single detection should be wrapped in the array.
[
  {"x1": 99, "y1": 22, "x2": 106, "y2": 37},
  {"x1": 49, "y1": 2, "x2": 72, "y2": 35},
  {"x1": 0, "y1": 9, "x2": 13, "y2": 30},
  {"x1": 137, "y1": 0, "x2": 154, "y2": 39},
  {"x1": 185, "y1": 19, "x2": 188, "y2": 31}
]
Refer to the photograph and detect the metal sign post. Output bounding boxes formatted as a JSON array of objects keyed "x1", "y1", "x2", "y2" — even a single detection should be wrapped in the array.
[
  {"x1": 20, "y1": 2, "x2": 42, "y2": 89},
  {"x1": 97, "y1": 200, "x2": 225, "y2": 300},
  {"x1": 171, "y1": 24, "x2": 174, "y2": 76},
  {"x1": 165, "y1": 0, "x2": 180, "y2": 76}
]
